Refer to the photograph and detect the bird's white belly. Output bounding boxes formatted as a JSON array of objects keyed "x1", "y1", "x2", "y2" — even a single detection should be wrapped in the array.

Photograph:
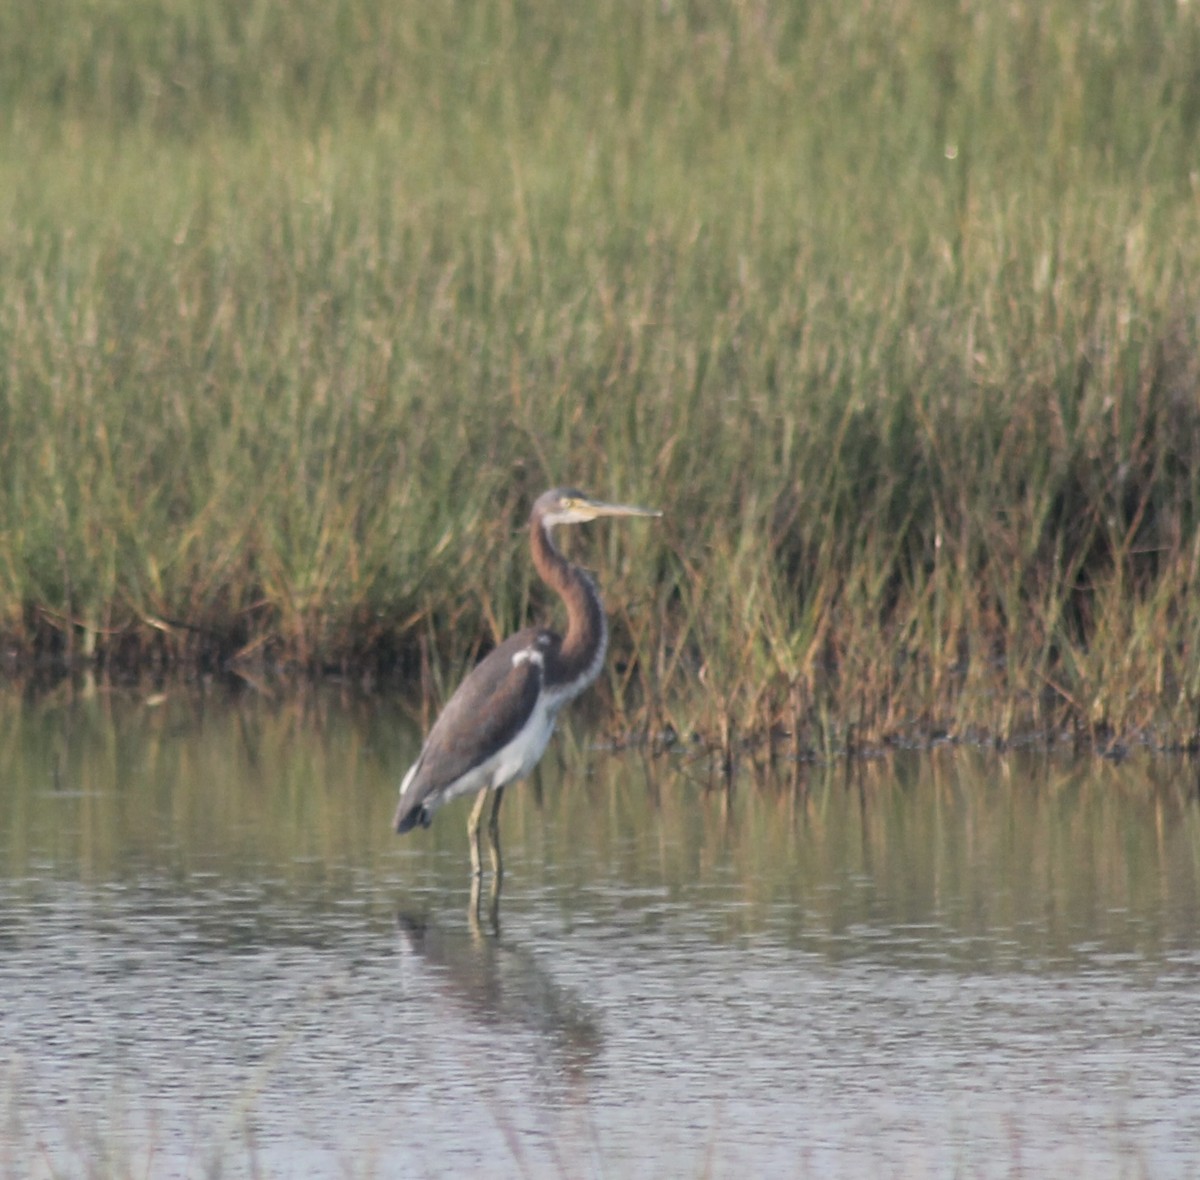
[
  {"x1": 491, "y1": 695, "x2": 559, "y2": 787},
  {"x1": 429, "y1": 695, "x2": 559, "y2": 813}
]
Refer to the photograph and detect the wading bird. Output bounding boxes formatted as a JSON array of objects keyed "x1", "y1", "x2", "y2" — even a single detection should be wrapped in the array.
[{"x1": 392, "y1": 488, "x2": 661, "y2": 878}]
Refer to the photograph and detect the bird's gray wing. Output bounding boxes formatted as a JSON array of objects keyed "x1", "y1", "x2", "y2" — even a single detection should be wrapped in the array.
[{"x1": 397, "y1": 630, "x2": 545, "y2": 813}]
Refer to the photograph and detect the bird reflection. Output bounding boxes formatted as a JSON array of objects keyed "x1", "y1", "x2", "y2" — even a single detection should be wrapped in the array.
[{"x1": 394, "y1": 907, "x2": 602, "y2": 1081}]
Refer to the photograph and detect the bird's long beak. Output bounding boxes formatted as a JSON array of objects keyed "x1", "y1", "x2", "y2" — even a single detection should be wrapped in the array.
[{"x1": 585, "y1": 498, "x2": 662, "y2": 520}]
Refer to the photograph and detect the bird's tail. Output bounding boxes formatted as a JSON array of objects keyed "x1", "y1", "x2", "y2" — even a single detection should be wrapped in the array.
[{"x1": 393, "y1": 799, "x2": 430, "y2": 835}]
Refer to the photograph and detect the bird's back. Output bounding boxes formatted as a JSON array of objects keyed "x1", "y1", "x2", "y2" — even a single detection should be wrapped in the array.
[{"x1": 393, "y1": 628, "x2": 552, "y2": 831}]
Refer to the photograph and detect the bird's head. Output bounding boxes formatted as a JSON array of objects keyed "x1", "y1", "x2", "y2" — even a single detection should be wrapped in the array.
[{"x1": 533, "y1": 488, "x2": 662, "y2": 528}]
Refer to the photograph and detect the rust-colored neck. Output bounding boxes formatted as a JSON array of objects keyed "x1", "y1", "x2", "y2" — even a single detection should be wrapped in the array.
[{"x1": 530, "y1": 512, "x2": 607, "y2": 693}]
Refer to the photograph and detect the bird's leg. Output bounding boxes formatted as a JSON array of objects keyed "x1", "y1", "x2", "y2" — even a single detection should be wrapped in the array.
[
  {"x1": 486, "y1": 870, "x2": 502, "y2": 931},
  {"x1": 487, "y1": 786, "x2": 505, "y2": 878},
  {"x1": 468, "y1": 788, "x2": 489, "y2": 877},
  {"x1": 469, "y1": 873, "x2": 482, "y2": 934},
  {"x1": 468, "y1": 870, "x2": 502, "y2": 937}
]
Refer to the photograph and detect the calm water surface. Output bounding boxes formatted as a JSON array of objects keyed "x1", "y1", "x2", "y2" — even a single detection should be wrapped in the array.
[{"x1": 1, "y1": 687, "x2": 1199, "y2": 1178}]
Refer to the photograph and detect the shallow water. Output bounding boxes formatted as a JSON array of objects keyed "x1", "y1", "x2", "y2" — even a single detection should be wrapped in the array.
[{"x1": 2, "y1": 686, "x2": 1199, "y2": 1178}]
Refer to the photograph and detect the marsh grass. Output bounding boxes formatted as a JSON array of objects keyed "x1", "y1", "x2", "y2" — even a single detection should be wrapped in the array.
[{"x1": 2, "y1": 1, "x2": 1200, "y2": 752}]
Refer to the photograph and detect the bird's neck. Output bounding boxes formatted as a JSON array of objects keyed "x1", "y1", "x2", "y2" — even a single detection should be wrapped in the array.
[{"x1": 531, "y1": 519, "x2": 608, "y2": 691}]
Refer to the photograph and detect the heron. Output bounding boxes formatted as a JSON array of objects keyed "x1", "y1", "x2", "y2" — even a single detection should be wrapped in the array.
[{"x1": 392, "y1": 488, "x2": 661, "y2": 878}]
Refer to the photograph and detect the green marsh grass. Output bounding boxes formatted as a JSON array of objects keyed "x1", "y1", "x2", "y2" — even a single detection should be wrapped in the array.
[{"x1": 2, "y1": 1, "x2": 1200, "y2": 751}]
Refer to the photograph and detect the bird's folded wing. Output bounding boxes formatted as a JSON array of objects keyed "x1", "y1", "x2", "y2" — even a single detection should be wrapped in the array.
[{"x1": 403, "y1": 633, "x2": 544, "y2": 797}]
